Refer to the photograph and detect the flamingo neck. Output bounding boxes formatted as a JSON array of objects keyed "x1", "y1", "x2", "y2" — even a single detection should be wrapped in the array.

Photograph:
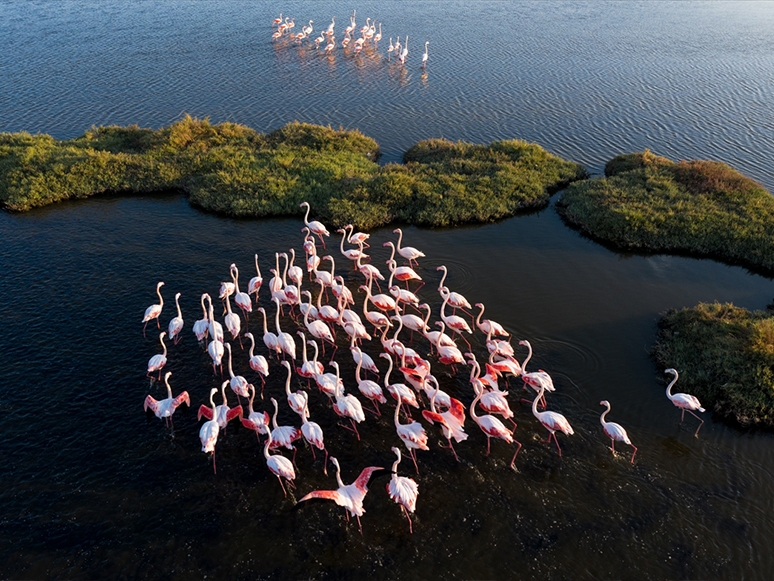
[
  {"x1": 666, "y1": 373, "x2": 679, "y2": 399},
  {"x1": 227, "y1": 344, "x2": 234, "y2": 376},
  {"x1": 160, "y1": 334, "x2": 167, "y2": 356},
  {"x1": 521, "y1": 342, "x2": 533, "y2": 373},
  {"x1": 274, "y1": 299, "x2": 282, "y2": 332},
  {"x1": 164, "y1": 377, "x2": 172, "y2": 399},
  {"x1": 272, "y1": 399, "x2": 279, "y2": 428},
  {"x1": 395, "y1": 229, "x2": 404, "y2": 251},
  {"x1": 284, "y1": 364, "x2": 292, "y2": 395},
  {"x1": 383, "y1": 355, "x2": 393, "y2": 387},
  {"x1": 475, "y1": 303, "x2": 484, "y2": 327},
  {"x1": 333, "y1": 461, "x2": 344, "y2": 489},
  {"x1": 391, "y1": 451, "x2": 401, "y2": 473},
  {"x1": 200, "y1": 294, "x2": 207, "y2": 318},
  {"x1": 248, "y1": 335, "x2": 256, "y2": 358},
  {"x1": 532, "y1": 387, "x2": 544, "y2": 417},
  {"x1": 260, "y1": 309, "x2": 269, "y2": 335},
  {"x1": 355, "y1": 350, "x2": 363, "y2": 381},
  {"x1": 600, "y1": 402, "x2": 611, "y2": 425},
  {"x1": 393, "y1": 396, "x2": 403, "y2": 427},
  {"x1": 255, "y1": 254, "x2": 261, "y2": 277},
  {"x1": 470, "y1": 389, "x2": 481, "y2": 422},
  {"x1": 157, "y1": 283, "x2": 164, "y2": 306},
  {"x1": 302, "y1": 202, "x2": 311, "y2": 224}
]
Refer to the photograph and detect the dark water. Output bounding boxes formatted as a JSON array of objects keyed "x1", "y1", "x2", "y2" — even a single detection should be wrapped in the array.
[{"x1": 2, "y1": 1, "x2": 774, "y2": 580}]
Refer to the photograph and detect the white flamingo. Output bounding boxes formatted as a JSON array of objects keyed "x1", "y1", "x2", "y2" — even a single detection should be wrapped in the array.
[
  {"x1": 142, "y1": 281, "x2": 165, "y2": 336},
  {"x1": 600, "y1": 400, "x2": 638, "y2": 463},
  {"x1": 143, "y1": 371, "x2": 190, "y2": 427},
  {"x1": 281, "y1": 360, "x2": 308, "y2": 419},
  {"x1": 531, "y1": 386, "x2": 574, "y2": 456},
  {"x1": 665, "y1": 368, "x2": 705, "y2": 436},
  {"x1": 167, "y1": 292, "x2": 184, "y2": 344},
  {"x1": 394, "y1": 394, "x2": 429, "y2": 474},
  {"x1": 386, "y1": 447, "x2": 419, "y2": 533},
  {"x1": 300, "y1": 201, "x2": 330, "y2": 248},
  {"x1": 147, "y1": 331, "x2": 168, "y2": 380},
  {"x1": 244, "y1": 332, "x2": 269, "y2": 396},
  {"x1": 192, "y1": 293, "x2": 210, "y2": 342},
  {"x1": 264, "y1": 413, "x2": 296, "y2": 497},
  {"x1": 225, "y1": 342, "x2": 250, "y2": 398}
]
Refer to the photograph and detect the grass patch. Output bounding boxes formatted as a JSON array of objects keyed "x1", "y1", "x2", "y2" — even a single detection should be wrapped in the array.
[
  {"x1": 557, "y1": 150, "x2": 774, "y2": 274},
  {"x1": 653, "y1": 302, "x2": 774, "y2": 428},
  {"x1": 0, "y1": 117, "x2": 585, "y2": 229}
]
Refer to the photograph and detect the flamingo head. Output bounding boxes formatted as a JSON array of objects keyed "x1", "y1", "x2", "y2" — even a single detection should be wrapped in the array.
[
  {"x1": 383, "y1": 241, "x2": 393, "y2": 247},
  {"x1": 600, "y1": 400, "x2": 610, "y2": 407},
  {"x1": 665, "y1": 368, "x2": 677, "y2": 375},
  {"x1": 245, "y1": 332, "x2": 253, "y2": 339},
  {"x1": 175, "y1": 292, "x2": 181, "y2": 299},
  {"x1": 157, "y1": 281, "x2": 165, "y2": 288},
  {"x1": 436, "y1": 265, "x2": 446, "y2": 272},
  {"x1": 393, "y1": 228, "x2": 401, "y2": 234},
  {"x1": 379, "y1": 353, "x2": 390, "y2": 360},
  {"x1": 281, "y1": 360, "x2": 290, "y2": 369},
  {"x1": 518, "y1": 339, "x2": 530, "y2": 347},
  {"x1": 299, "y1": 201, "x2": 309, "y2": 208}
]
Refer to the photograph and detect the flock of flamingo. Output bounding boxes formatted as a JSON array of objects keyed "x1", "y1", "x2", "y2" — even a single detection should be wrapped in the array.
[
  {"x1": 141, "y1": 201, "x2": 706, "y2": 534},
  {"x1": 270, "y1": 9, "x2": 429, "y2": 66}
]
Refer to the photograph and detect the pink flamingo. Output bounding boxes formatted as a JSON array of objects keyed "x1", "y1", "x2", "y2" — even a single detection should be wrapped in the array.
[
  {"x1": 192, "y1": 293, "x2": 210, "y2": 342},
  {"x1": 665, "y1": 368, "x2": 705, "y2": 436},
  {"x1": 143, "y1": 371, "x2": 190, "y2": 427},
  {"x1": 346, "y1": 223, "x2": 370, "y2": 247},
  {"x1": 248, "y1": 254, "x2": 263, "y2": 302},
  {"x1": 393, "y1": 228, "x2": 425, "y2": 266},
  {"x1": 474, "y1": 302, "x2": 508, "y2": 337},
  {"x1": 198, "y1": 380, "x2": 243, "y2": 430},
  {"x1": 386, "y1": 447, "x2": 419, "y2": 533},
  {"x1": 240, "y1": 384, "x2": 270, "y2": 440},
  {"x1": 300, "y1": 201, "x2": 330, "y2": 248},
  {"x1": 146, "y1": 331, "x2": 168, "y2": 380},
  {"x1": 298, "y1": 457, "x2": 383, "y2": 535},
  {"x1": 355, "y1": 244, "x2": 384, "y2": 290},
  {"x1": 268, "y1": 397, "x2": 302, "y2": 462},
  {"x1": 360, "y1": 284, "x2": 392, "y2": 331},
  {"x1": 199, "y1": 388, "x2": 221, "y2": 473},
  {"x1": 244, "y1": 332, "x2": 269, "y2": 396},
  {"x1": 354, "y1": 346, "x2": 386, "y2": 415},
  {"x1": 531, "y1": 386, "x2": 574, "y2": 456},
  {"x1": 440, "y1": 290, "x2": 473, "y2": 348},
  {"x1": 381, "y1": 352, "x2": 420, "y2": 410},
  {"x1": 518, "y1": 339, "x2": 555, "y2": 408},
  {"x1": 437, "y1": 265, "x2": 473, "y2": 315},
  {"x1": 223, "y1": 290, "x2": 241, "y2": 347},
  {"x1": 257, "y1": 307, "x2": 281, "y2": 357},
  {"x1": 296, "y1": 332, "x2": 324, "y2": 381},
  {"x1": 230, "y1": 264, "x2": 252, "y2": 318},
  {"x1": 225, "y1": 343, "x2": 250, "y2": 398},
  {"x1": 331, "y1": 361, "x2": 366, "y2": 440},
  {"x1": 421, "y1": 379, "x2": 467, "y2": 460},
  {"x1": 600, "y1": 400, "x2": 638, "y2": 463},
  {"x1": 281, "y1": 360, "x2": 308, "y2": 419},
  {"x1": 167, "y1": 292, "x2": 184, "y2": 345},
  {"x1": 299, "y1": 397, "x2": 328, "y2": 473},
  {"x1": 264, "y1": 417, "x2": 296, "y2": 497},
  {"x1": 142, "y1": 281, "x2": 165, "y2": 336},
  {"x1": 470, "y1": 384, "x2": 521, "y2": 468},
  {"x1": 337, "y1": 227, "x2": 365, "y2": 262},
  {"x1": 394, "y1": 394, "x2": 429, "y2": 474},
  {"x1": 301, "y1": 291, "x2": 336, "y2": 359}
]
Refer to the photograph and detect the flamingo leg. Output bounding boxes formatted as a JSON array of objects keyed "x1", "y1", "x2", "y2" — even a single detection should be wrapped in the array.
[
  {"x1": 403, "y1": 505, "x2": 414, "y2": 533},
  {"x1": 686, "y1": 410, "x2": 704, "y2": 436},
  {"x1": 630, "y1": 444, "x2": 638, "y2": 464},
  {"x1": 277, "y1": 475, "x2": 288, "y2": 497},
  {"x1": 552, "y1": 432, "x2": 563, "y2": 457},
  {"x1": 351, "y1": 419, "x2": 361, "y2": 441},
  {"x1": 485, "y1": 436, "x2": 492, "y2": 457},
  {"x1": 442, "y1": 438, "x2": 460, "y2": 461},
  {"x1": 510, "y1": 440, "x2": 523, "y2": 468},
  {"x1": 356, "y1": 514, "x2": 363, "y2": 535},
  {"x1": 323, "y1": 447, "x2": 329, "y2": 475},
  {"x1": 212, "y1": 451, "x2": 217, "y2": 474},
  {"x1": 611, "y1": 439, "x2": 616, "y2": 455},
  {"x1": 410, "y1": 448, "x2": 420, "y2": 474}
]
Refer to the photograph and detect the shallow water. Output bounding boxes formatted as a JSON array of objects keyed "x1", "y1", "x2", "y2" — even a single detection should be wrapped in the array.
[{"x1": 2, "y1": 1, "x2": 774, "y2": 579}]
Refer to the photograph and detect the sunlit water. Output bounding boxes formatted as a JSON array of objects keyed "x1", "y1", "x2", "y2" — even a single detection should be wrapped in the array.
[{"x1": 1, "y1": 1, "x2": 774, "y2": 579}]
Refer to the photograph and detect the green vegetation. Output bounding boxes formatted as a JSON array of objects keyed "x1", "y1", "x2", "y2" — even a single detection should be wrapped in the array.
[
  {"x1": 557, "y1": 150, "x2": 774, "y2": 274},
  {"x1": 0, "y1": 117, "x2": 585, "y2": 229},
  {"x1": 653, "y1": 302, "x2": 774, "y2": 428}
]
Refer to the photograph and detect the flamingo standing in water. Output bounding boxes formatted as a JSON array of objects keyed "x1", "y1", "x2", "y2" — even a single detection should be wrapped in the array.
[
  {"x1": 241, "y1": 384, "x2": 270, "y2": 440},
  {"x1": 531, "y1": 385, "x2": 574, "y2": 456},
  {"x1": 299, "y1": 398, "x2": 328, "y2": 473},
  {"x1": 437, "y1": 265, "x2": 473, "y2": 315},
  {"x1": 225, "y1": 343, "x2": 250, "y2": 399},
  {"x1": 257, "y1": 307, "x2": 281, "y2": 357},
  {"x1": 422, "y1": 40, "x2": 429, "y2": 67},
  {"x1": 268, "y1": 397, "x2": 302, "y2": 462},
  {"x1": 665, "y1": 368, "x2": 705, "y2": 436},
  {"x1": 394, "y1": 394, "x2": 429, "y2": 473},
  {"x1": 167, "y1": 292, "x2": 184, "y2": 344},
  {"x1": 331, "y1": 361, "x2": 366, "y2": 439},
  {"x1": 199, "y1": 388, "x2": 221, "y2": 473},
  {"x1": 143, "y1": 371, "x2": 190, "y2": 427},
  {"x1": 244, "y1": 332, "x2": 269, "y2": 396},
  {"x1": 353, "y1": 346, "x2": 386, "y2": 415},
  {"x1": 230, "y1": 263, "x2": 252, "y2": 319},
  {"x1": 142, "y1": 281, "x2": 165, "y2": 336},
  {"x1": 298, "y1": 457, "x2": 383, "y2": 535},
  {"x1": 381, "y1": 352, "x2": 420, "y2": 410},
  {"x1": 399, "y1": 35, "x2": 408, "y2": 64},
  {"x1": 300, "y1": 201, "x2": 330, "y2": 248},
  {"x1": 248, "y1": 254, "x2": 263, "y2": 303},
  {"x1": 198, "y1": 380, "x2": 243, "y2": 430},
  {"x1": 193, "y1": 293, "x2": 210, "y2": 342},
  {"x1": 599, "y1": 400, "x2": 638, "y2": 463},
  {"x1": 422, "y1": 379, "x2": 467, "y2": 461},
  {"x1": 264, "y1": 416, "x2": 296, "y2": 497},
  {"x1": 386, "y1": 447, "x2": 419, "y2": 533},
  {"x1": 474, "y1": 302, "x2": 508, "y2": 338},
  {"x1": 147, "y1": 332, "x2": 168, "y2": 380},
  {"x1": 518, "y1": 339, "x2": 555, "y2": 408},
  {"x1": 281, "y1": 360, "x2": 308, "y2": 419},
  {"x1": 470, "y1": 384, "x2": 521, "y2": 468},
  {"x1": 223, "y1": 291, "x2": 242, "y2": 348}
]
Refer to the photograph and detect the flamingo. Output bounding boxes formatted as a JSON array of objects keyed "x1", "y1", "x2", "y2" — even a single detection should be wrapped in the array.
[
  {"x1": 345, "y1": 10, "x2": 356, "y2": 35},
  {"x1": 257, "y1": 307, "x2": 281, "y2": 357},
  {"x1": 420, "y1": 304, "x2": 456, "y2": 351},
  {"x1": 241, "y1": 384, "x2": 270, "y2": 440},
  {"x1": 386, "y1": 447, "x2": 419, "y2": 533},
  {"x1": 531, "y1": 386, "x2": 574, "y2": 456},
  {"x1": 287, "y1": 249, "x2": 304, "y2": 288},
  {"x1": 207, "y1": 333, "x2": 225, "y2": 375},
  {"x1": 264, "y1": 413, "x2": 296, "y2": 497},
  {"x1": 470, "y1": 384, "x2": 521, "y2": 468},
  {"x1": 244, "y1": 332, "x2": 269, "y2": 395},
  {"x1": 198, "y1": 380, "x2": 243, "y2": 430},
  {"x1": 269, "y1": 397, "x2": 302, "y2": 461},
  {"x1": 437, "y1": 266, "x2": 473, "y2": 314},
  {"x1": 298, "y1": 457, "x2": 383, "y2": 535},
  {"x1": 300, "y1": 201, "x2": 330, "y2": 247},
  {"x1": 326, "y1": 15, "x2": 335, "y2": 35},
  {"x1": 440, "y1": 288, "x2": 473, "y2": 346},
  {"x1": 296, "y1": 332, "x2": 324, "y2": 381},
  {"x1": 273, "y1": 297, "x2": 296, "y2": 360},
  {"x1": 665, "y1": 368, "x2": 705, "y2": 436},
  {"x1": 467, "y1": 355, "x2": 516, "y2": 428},
  {"x1": 199, "y1": 388, "x2": 221, "y2": 473},
  {"x1": 314, "y1": 353, "x2": 343, "y2": 398},
  {"x1": 364, "y1": 278, "x2": 399, "y2": 313},
  {"x1": 474, "y1": 302, "x2": 508, "y2": 338},
  {"x1": 218, "y1": 279, "x2": 235, "y2": 307},
  {"x1": 359, "y1": 17, "x2": 370, "y2": 35},
  {"x1": 380, "y1": 352, "x2": 420, "y2": 410},
  {"x1": 354, "y1": 346, "x2": 386, "y2": 415},
  {"x1": 143, "y1": 371, "x2": 190, "y2": 427},
  {"x1": 600, "y1": 400, "x2": 638, "y2": 463},
  {"x1": 166, "y1": 292, "x2": 184, "y2": 344},
  {"x1": 192, "y1": 293, "x2": 210, "y2": 342},
  {"x1": 147, "y1": 332, "x2": 168, "y2": 380},
  {"x1": 355, "y1": 244, "x2": 384, "y2": 290},
  {"x1": 142, "y1": 281, "x2": 165, "y2": 336},
  {"x1": 315, "y1": 279, "x2": 339, "y2": 327},
  {"x1": 350, "y1": 339, "x2": 379, "y2": 375},
  {"x1": 223, "y1": 291, "x2": 242, "y2": 347},
  {"x1": 337, "y1": 227, "x2": 365, "y2": 262},
  {"x1": 518, "y1": 339, "x2": 555, "y2": 407},
  {"x1": 205, "y1": 294, "x2": 224, "y2": 343},
  {"x1": 272, "y1": 13, "x2": 283, "y2": 26},
  {"x1": 399, "y1": 35, "x2": 408, "y2": 63},
  {"x1": 421, "y1": 378, "x2": 467, "y2": 460},
  {"x1": 421, "y1": 40, "x2": 429, "y2": 67},
  {"x1": 299, "y1": 398, "x2": 328, "y2": 473},
  {"x1": 394, "y1": 394, "x2": 429, "y2": 473},
  {"x1": 332, "y1": 275, "x2": 355, "y2": 307},
  {"x1": 302, "y1": 291, "x2": 336, "y2": 357},
  {"x1": 387, "y1": 37, "x2": 394, "y2": 57},
  {"x1": 223, "y1": 343, "x2": 250, "y2": 399},
  {"x1": 281, "y1": 360, "x2": 308, "y2": 419},
  {"x1": 360, "y1": 284, "x2": 392, "y2": 331},
  {"x1": 374, "y1": 23, "x2": 382, "y2": 44},
  {"x1": 331, "y1": 362, "x2": 366, "y2": 440},
  {"x1": 231, "y1": 263, "x2": 252, "y2": 317},
  {"x1": 346, "y1": 224, "x2": 370, "y2": 248}
]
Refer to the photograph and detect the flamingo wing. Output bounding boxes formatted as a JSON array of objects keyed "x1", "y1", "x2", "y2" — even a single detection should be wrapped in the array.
[
  {"x1": 143, "y1": 395, "x2": 159, "y2": 414},
  {"x1": 173, "y1": 391, "x2": 191, "y2": 410},
  {"x1": 299, "y1": 489, "x2": 345, "y2": 505},
  {"x1": 448, "y1": 398, "x2": 467, "y2": 423},
  {"x1": 226, "y1": 406, "x2": 243, "y2": 423},
  {"x1": 198, "y1": 405, "x2": 213, "y2": 421},
  {"x1": 354, "y1": 466, "x2": 385, "y2": 491}
]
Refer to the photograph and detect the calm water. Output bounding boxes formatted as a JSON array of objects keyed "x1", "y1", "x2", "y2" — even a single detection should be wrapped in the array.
[{"x1": 2, "y1": 1, "x2": 774, "y2": 579}]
